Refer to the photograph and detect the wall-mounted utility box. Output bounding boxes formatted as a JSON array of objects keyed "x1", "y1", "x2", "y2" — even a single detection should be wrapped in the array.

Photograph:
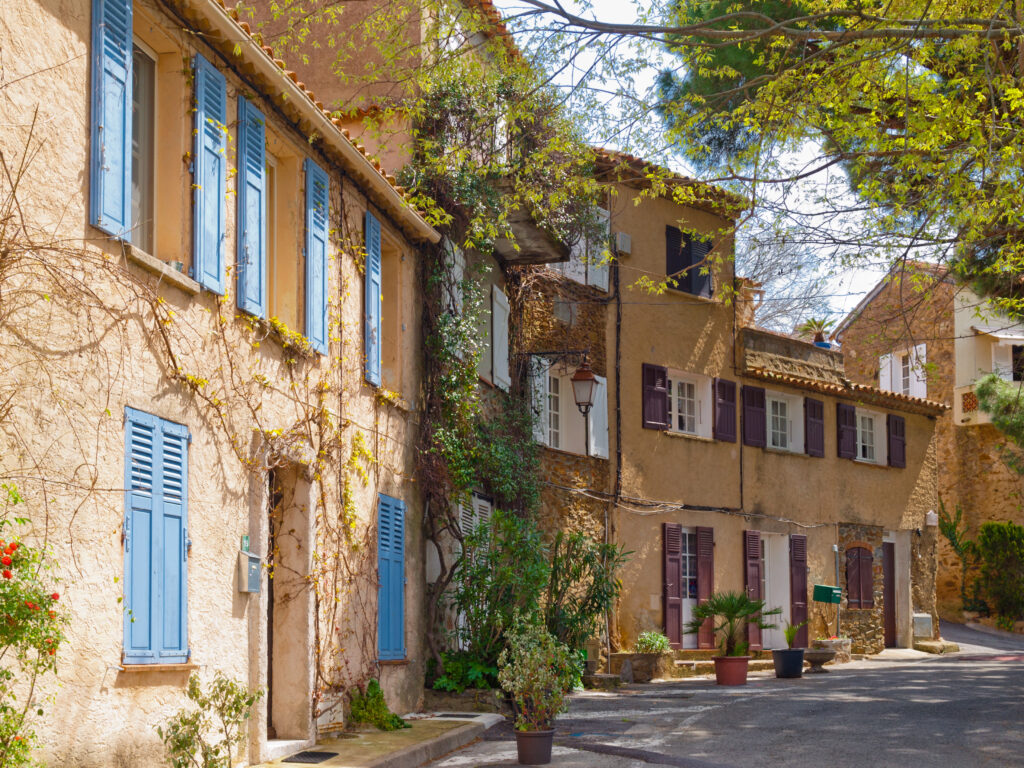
[
  {"x1": 812, "y1": 584, "x2": 842, "y2": 604},
  {"x1": 614, "y1": 231, "x2": 632, "y2": 256},
  {"x1": 913, "y1": 612, "x2": 934, "y2": 639},
  {"x1": 238, "y1": 550, "x2": 262, "y2": 593}
]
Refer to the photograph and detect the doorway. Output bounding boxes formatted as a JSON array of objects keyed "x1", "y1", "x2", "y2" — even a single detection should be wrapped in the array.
[
  {"x1": 883, "y1": 541, "x2": 896, "y2": 648},
  {"x1": 760, "y1": 534, "x2": 791, "y2": 650},
  {"x1": 266, "y1": 465, "x2": 314, "y2": 742},
  {"x1": 680, "y1": 530, "x2": 698, "y2": 649}
]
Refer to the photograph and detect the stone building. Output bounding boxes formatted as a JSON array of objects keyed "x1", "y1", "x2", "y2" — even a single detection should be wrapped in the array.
[
  {"x1": 523, "y1": 154, "x2": 946, "y2": 656},
  {"x1": 835, "y1": 264, "x2": 1024, "y2": 618},
  {"x1": 0, "y1": 0, "x2": 439, "y2": 763}
]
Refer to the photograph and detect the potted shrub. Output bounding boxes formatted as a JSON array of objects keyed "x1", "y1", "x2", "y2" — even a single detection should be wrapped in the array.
[
  {"x1": 684, "y1": 591, "x2": 780, "y2": 686},
  {"x1": 623, "y1": 631, "x2": 671, "y2": 683},
  {"x1": 498, "y1": 616, "x2": 576, "y2": 765},
  {"x1": 796, "y1": 317, "x2": 836, "y2": 348},
  {"x1": 772, "y1": 621, "x2": 808, "y2": 678}
]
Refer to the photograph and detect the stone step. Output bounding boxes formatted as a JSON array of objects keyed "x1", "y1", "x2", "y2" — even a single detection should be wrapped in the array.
[
  {"x1": 668, "y1": 658, "x2": 776, "y2": 678},
  {"x1": 582, "y1": 673, "x2": 622, "y2": 690},
  {"x1": 670, "y1": 649, "x2": 771, "y2": 661}
]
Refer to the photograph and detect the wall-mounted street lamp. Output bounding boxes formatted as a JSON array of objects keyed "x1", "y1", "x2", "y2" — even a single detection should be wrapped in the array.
[{"x1": 570, "y1": 357, "x2": 597, "y2": 416}]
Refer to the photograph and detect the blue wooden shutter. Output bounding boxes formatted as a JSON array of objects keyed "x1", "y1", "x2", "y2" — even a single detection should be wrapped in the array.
[
  {"x1": 90, "y1": 0, "x2": 132, "y2": 236},
  {"x1": 377, "y1": 494, "x2": 405, "y2": 660},
  {"x1": 192, "y1": 55, "x2": 227, "y2": 294},
  {"x1": 742, "y1": 386, "x2": 766, "y2": 447},
  {"x1": 236, "y1": 97, "x2": 267, "y2": 317},
  {"x1": 305, "y1": 158, "x2": 329, "y2": 354},
  {"x1": 364, "y1": 211, "x2": 382, "y2": 385},
  {"x1": 123, "y1": 408, "x2": 189, "y2": 664}
]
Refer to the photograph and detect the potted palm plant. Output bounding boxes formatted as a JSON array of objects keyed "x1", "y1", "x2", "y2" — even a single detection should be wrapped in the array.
[
  {"x1": 772, "y1": 621, "x2": 808, "y2": 678},
  {"x1": 685, "y1": 591, "x2": 780, "y2": 686},
  {"x1": 796, "y1": 317, "x2": 836, "y2": 348},
  {"x1": 498, "y1": 616, "x2": 576, "y2": 765}
]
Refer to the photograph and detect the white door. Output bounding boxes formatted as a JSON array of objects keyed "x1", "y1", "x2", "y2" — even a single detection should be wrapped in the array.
[
  {"x1": 761, "y1": 534, "x2": 791, "y2": 650},
  {"x1": 681, "y1": 530, "x2": 698, "y2": 649}
]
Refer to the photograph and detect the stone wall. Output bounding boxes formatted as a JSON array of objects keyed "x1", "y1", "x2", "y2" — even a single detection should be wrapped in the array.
[{"x1": 838, "y1": 524, "x2": 885, "y2": 654}]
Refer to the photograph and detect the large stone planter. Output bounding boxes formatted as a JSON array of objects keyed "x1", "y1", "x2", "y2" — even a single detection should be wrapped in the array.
[
  {"x1": 610, "y1": 652, "x2": 671, "y2": 683},
  {"x1": 812, "y1": 637, "x2": 851, "y2": 664}
]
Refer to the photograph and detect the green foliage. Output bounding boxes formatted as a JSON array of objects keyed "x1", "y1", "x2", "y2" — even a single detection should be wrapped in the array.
[
  {"x1": 685, "y1": 591, "x2": 780, "y2": 657},
  {"x1": 544, "y1": 531, "x2": 628, "y2": 651},
  {"x1": 450, "y1": 509, "x2": 548, "y2": 670},
  {"x1": 156, "y1": 673, "x2": 262, "y2": 768},
  {"x1": 795, "y1": 317, "x2": 835, "y2": 342},
  {"x1": 431, "y1": 651, "x2": 498, "y2": 693},
  {"x1": 938, "y1": 501, "x2": 986, "y2": 612},
  {"x1": 633, "y1": 631, "x2": 671, "y2": 654},
  {"x1": 996, "y1": 615, "x2": 1016, "y2": 632},
  {"x1": 497, "y1": 615, "x2": 576, "y2": 731},
  {"x1": 783, "y1": 621, "x2": 807, "y2": 649},
  {"x1": 975, "y1": 374, "x2": 1024, "y2": 472},
  {"x1": 349, "y1": 680, "x2": 410, "y2": 731},
  {"x1": 975, "y1": 522, "x2": 1024, "y2": 621}
]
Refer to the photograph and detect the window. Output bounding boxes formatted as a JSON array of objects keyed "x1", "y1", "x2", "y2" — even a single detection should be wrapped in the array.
[
  {"x1": 551, "y1": 207, "x2": 610, "y2": 291},
  {"x1": 130, "y1": 43, "x2": 156, "y2": 253},
  {"x1": 900, "y1": 354, "x2": 911, "y2": 395},
  {"x1": 766, "y1": 392, "x2": 803, "y2": 452},
  {"x1": 682, "y1": 531, "x2": 698, "y2": 600},
  {"x1": 458, "y1": 493, "x2": 492, "y2": 537},
  {"x1": 845, "y1": 546, "x2": 874, "y2": 609},
  {"x1": 879, "y1": 344, "x2": 926, "y2": 397},
  {"x1": 123, "y1": 407, "x2": 190, "y2": 664},
  {"x1": 266, "y1": 140, "x2": 304, "y2": 332},
  {"x1": 665, "y1": 225, "x2": 712, "y2": 298},
  {"x1": 548, "y1": 375, "x2": 561, "y2": 448},
  {"x1": 530, "y1": 358, "x2": 608, "y2": 458},
  {"x1": 665, "y1": 371, "x2": 712, "y2": 439},
  {"x1": 849, "y1": 408, "x2": 887, "y2": 465},
  {"x1": 377, "y1": 494, "x2": 406, "y2": 660},
  {"x1": 1014, "y1": 345, "x2": 1024, "y2": 382}
]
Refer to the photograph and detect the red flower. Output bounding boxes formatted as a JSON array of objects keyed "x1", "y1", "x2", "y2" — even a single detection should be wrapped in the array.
[
  {"x1": 9, "y1": 543, "x2": 18, "y2": 552},
  {"x1": 48, "y1": 611, "x2": 55, "y2": 619},
  {"x1": 47, "y1": 649, "x2": 54, "y2": 656},
  {"x1": 2, "y1": 557, "x2": 12, "y2": 567},
  {"x1": 50, "y1": 593, "x2": 59, "y2": 601},
  {"x1": 24, "y1": 601, "x2": 32, "y2": 609},
  {"x1": 2, "y1": 571, "x2": 11, "y2": 580}
]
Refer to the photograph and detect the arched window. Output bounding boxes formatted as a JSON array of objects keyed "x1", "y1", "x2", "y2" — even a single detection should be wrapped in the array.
[{"x1": 846, "y1": 546, "x2": 874, "y2": 609}]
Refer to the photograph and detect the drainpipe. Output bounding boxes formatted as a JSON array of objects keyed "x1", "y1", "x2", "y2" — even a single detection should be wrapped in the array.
[{"x1": 833, "y1": 541, "x2": 841, "y2": 637}]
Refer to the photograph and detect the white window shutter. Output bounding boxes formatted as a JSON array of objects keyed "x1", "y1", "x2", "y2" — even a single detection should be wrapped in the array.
[
  {"x1": 529, "y1": 356, "x2": 549, "y2": 445},
  {"x1": 492, "y1": 285, "x2": 511, "y2": 391},
  {"x1": 459, "y1": 500, "x2": 475, "y2": 535},
  {"x1": 993, "y1": 343, "x2": 1013, "y2": 380},
  {"x1": 587, "y1": 207, "x2": 610, "y2": 292},
  {"x1": 472, "y1": 494, "x2": 492, "y2": 528},
  {"x1": 564, "y1": 237, "x2": 587, "y2": 286},
  {"x1": 447, "y1": 241, "x2": 465, "y2": 316},
  {"x1": 588, "y1": 375, "x2": 609, "y2": 459},
  {"x1": 879, "y1": 354, "x2": 893, "y2": 391},
  {"x1": 910, "y1": 343, "x2": 927, "y2": 398}
]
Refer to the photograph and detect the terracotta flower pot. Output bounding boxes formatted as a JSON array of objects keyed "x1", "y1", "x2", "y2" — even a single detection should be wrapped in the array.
[
  {"x1": 713, "y1": 656, "x2": 750, "y2": 686},
  {"x1": 515, "y1": 728, "x2": 555, "y2": 765}
]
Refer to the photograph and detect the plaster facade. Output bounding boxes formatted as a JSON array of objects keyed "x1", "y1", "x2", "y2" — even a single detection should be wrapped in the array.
[
  {"x1": 837, "y1": 267, "x2": 1024, "y2": 619},
  {"x1": 1, "y1": 0, "x2": 436, "y2": 764}
]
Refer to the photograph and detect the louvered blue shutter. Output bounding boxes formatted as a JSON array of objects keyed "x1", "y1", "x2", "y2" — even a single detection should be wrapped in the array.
[
  {"x1": 90, "y1": 0, "x2": 132, "y2": 237},
  {"x1": 236, "y1": 97, "x2": 267, "y2": 317},
  {"x1": 124, "y1": 408, "x2": 189, "y2": 664},
  {"x1": 377, "y1": 494, "x2": 405, "y2": 660},
  {"x1": 304, "y1": 159, "x2": 329, "y2": 354},
  {"x1": 364, "y1": 211, "x2": 382, "y2": 385},
  {"x1": 192, "y1": 55, "x2": 227, "y2": 294}
]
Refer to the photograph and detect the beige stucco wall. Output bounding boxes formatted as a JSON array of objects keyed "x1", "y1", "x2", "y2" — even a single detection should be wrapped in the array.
[
  {"x1": 1, "y1": 0, "x2": 427, "y2": 764},
  {"x1": 603, "y1": 187, "x2": 938, "y2": 650}
]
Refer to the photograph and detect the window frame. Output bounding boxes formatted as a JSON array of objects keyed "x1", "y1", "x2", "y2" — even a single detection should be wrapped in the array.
[
  {"x1": 666, "y1": 370, "x2": 712, "y2": 439},
  {"x1": 547, "y1": 374, "x2": 561, "y2": 449},
  {"x1": 854, "y1": 407, "x2": 888, "y2": 465},
  {"x1": 765, "y1": 390, "x2": 804, "y2": 453},
  {"x1": 130, "y1": 38, "x2": 158, "y2": 254}
]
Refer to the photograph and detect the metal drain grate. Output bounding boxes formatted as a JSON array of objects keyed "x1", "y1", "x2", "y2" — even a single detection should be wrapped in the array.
[{"x1": 282, "y1": 751, "x2": 338, "y2": 764}]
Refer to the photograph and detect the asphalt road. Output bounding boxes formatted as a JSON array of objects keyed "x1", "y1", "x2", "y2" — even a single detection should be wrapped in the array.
[{"x1": 428, "y1": 624, "x2": 1024, "y2": 768}]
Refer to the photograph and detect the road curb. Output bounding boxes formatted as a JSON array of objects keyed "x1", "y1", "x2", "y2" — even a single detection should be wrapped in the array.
[{"x1": 370, "y1": 715, "x2": 504, "y2": 768}]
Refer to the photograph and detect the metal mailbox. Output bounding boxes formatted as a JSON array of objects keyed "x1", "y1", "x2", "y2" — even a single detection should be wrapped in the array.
[
  {"x1": 813, "y1": 584, "x2": 842, "y2": 604},
  {"x1": 238, "y1": 550, "x2": 262, "y2": 593}
]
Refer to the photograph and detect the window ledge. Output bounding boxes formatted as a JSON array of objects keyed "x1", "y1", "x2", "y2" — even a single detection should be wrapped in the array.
[
  {"x1": 663, "y1": 430, "x2": 714, "y2": 443},
  {"x1": 377, "y1": 658, "x2": 410, "y2": 666},
  {"x1": 667, "y1": 288, "x2": 719, "y2": 305},
  {"x1": 539, "y1": 444, "x2": 606, "y2": 461},
  {"x1": 119, "y1": 662, "x2": 199, "y2": 673},
  {"x1": 853, "y1": 458, "x2": 890, "y2": 469},
  {"x1": 250, "y1": 316, "x2": 316, "y2": 360},
  {"x1": 124, "y1": 244, "x2": 199, "y2": 295},
  {"x1": 763, "y1": 446, "x2": 810, "y2": 457}
]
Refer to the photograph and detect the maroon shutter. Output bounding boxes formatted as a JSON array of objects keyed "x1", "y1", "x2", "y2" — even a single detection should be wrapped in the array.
[
  {"x1": 663, "y1": 523, "x2": 684, "y2": 649},
  {"x1": 804, "y1": 398, "x2": 825, "y2": 457},
  {"x1": 790, "y1": 535, "x2": 808, "y2": 647},
  {"x1": 744, "y1": 530, "x2": 762, "y2": 651},
  {"x1": 713, "y1": 379, "x2": 737, "y2": 442},
  {"x1": 696, "y1": 526, "x2": 714, "y2": 649},
  {"x1": 742, "y1": 386, "x2": 766, "y2": 448},
  {"x1": 860, "y1": 548, "x2": 875, "y2": 608},
  {"x1": 836, "y1": 403, "x2": 857, "y2": 459},
  {"x1": 642, "y1": 363, "x2": 670, "y2": 429},
  {"x1": 845, "y1": 547, "x2": 861, "y2": 608},
  {"x1": 887, "y1": 414, "x2": 906, "y2": 467}
]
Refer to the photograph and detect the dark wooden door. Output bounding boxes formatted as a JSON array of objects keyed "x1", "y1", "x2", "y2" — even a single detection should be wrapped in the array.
[{"x1": 882, "y1": 542, "x2": 896, "y2": 648}]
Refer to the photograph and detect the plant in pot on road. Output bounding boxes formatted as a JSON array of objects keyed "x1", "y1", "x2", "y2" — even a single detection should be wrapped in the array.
[
  {"x1": 634, "y1": 631, "x2": 671, "y2": 654},
  {"x1": 772, "y1": 621, "x2": 808, "y2": 679},
  {"x1": 685, "y1": 591, "x2": 780, "y2": 686},
  {"x1": 498, "y1": 615, "x2": 575, "y2": 765}
]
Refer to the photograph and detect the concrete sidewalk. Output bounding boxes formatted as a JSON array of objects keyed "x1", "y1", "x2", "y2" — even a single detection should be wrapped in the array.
[{"x1": 254, "y1": 713, "x2": 504, "y2": 768}]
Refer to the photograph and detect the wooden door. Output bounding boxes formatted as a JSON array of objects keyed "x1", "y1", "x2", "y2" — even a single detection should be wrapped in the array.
[{"x1": 882, "y1": 542, "x2": 896, "y2": 648}]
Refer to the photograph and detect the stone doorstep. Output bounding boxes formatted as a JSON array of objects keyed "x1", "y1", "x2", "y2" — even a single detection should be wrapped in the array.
[
  {"x1": 668, "y1": 658, "x2": 777, "y2": 679},
  {"x1": 254, "y1": 714, "x2": 504, "y2": 768},
  {"x1": 913, "y1": 639, "x2": 961, "y2": 654}
]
